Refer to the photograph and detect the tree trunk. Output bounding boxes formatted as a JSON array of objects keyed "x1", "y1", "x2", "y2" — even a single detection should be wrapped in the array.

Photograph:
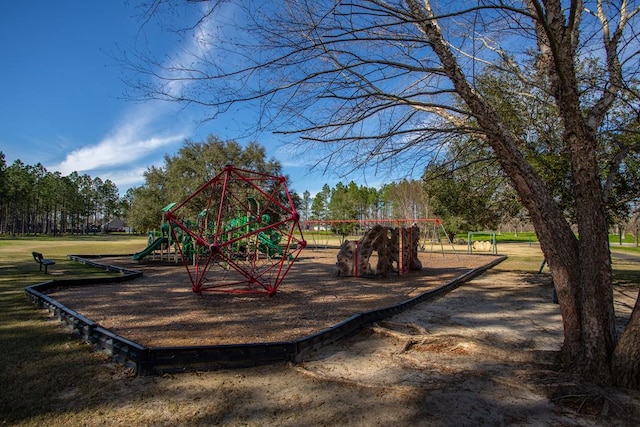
[
  {"x1": 542, "y1": 210, "x2": 615, "y2": 385},
  {"x1": 518, "y1": 74, "x2": 616, "y2": 385},
  {"x1": 408, "y1": 0, "x2": 619, "y2": 384},
  {"x1": 612, "y1": 292, "x2": 640, "y2": 388}
]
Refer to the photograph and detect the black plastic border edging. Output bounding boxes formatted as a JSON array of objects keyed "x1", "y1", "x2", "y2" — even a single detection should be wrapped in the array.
[
  {"x1": 294, "y1": 255, "x2": 506, "y2": 360},
  {"x1": 25, "y1": 255, "x2": 148, "y2": 371},
  {"x1": 25, "y1": 254, "x2": 506, "y2": 375}
]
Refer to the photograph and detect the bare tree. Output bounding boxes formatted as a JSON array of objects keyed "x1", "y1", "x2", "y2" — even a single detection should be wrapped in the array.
[{"x1": 129, "y1": 0, "x2": 640, "y2": 387}]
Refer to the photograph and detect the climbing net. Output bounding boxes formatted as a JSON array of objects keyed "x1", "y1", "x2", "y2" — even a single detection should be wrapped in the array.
[{"x1": 164, "y1": 165, "x2": 306, "y2": 296}]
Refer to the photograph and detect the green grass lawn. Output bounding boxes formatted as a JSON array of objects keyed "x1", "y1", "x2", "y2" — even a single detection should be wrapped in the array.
[
  {"x1": 452, "y1": 231, "x2": 538, "y2": 243},
  {"x1": 0, "y1": 234, "x2": 147, "y2": 424},
  {"x1": 610, "y1": 244, "x2": 640, "y2": 254},
  {"x1": 609, "y1": 232, "x2": 638, "y2": 245},
  {"x1": 454, "y1": 231, "x2": 640, "y2": 253}
]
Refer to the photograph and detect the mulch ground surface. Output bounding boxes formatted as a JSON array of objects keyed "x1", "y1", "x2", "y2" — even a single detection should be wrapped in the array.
[{"x1": 49, "y1": 249, "x2": 498, "y2": 347}]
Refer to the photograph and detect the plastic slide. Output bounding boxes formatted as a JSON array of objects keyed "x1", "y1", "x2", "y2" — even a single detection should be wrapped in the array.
[
  {"x1": 257, "y1": 232, "x2": 281, "y2": 257},
  {"x1": 133, "y1": 237, "x2": 168, "y2": 260}
]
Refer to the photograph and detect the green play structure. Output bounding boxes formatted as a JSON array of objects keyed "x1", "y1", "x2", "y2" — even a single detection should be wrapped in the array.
[
  {"x1": 134, "y1": 201, "x2": 291, "y2": 262},
  {"x1": 133, "y1": 203, "x2": 179, "y2": 261},
  {"x1": 222, "y1": 213, "x2": 290, "y2": 259},
  {"x1": 133, "y1": 236, "x2": 169, "y2": 260}
]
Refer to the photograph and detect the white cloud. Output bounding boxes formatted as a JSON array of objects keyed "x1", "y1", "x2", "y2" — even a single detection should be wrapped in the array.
[
  {"x1": 98, "y1": 165, "x2": 152, "y2": 191},
  {"x1": 163, "y1": 2, "x2": 227, "y2": 99},
  {"x1": 50, "y1": 104, "x2": 187, "y2": 176},
  {"x1": 46, "y1": 3, "x2": 237, "y2": 194}
]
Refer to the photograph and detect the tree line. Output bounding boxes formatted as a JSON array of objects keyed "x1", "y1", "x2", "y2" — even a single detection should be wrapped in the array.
[
  {"x1": 110, "y1": 136, "x2": 541, "y2": 237},
  {"x1": 0, "y1": 152, "x2": 122, "y2": 235},
  {"x1": 3, "y1": 135, "x2": 637, "y2": 243}
]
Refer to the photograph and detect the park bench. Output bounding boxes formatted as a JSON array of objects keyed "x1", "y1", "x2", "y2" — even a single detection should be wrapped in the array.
[{"x1": 32, "y1": 251, "x2": 55, "y2": 273}]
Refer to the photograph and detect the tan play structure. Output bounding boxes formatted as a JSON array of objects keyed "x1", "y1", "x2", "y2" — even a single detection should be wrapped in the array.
[{"x1": 335, "y1": 224, "x2": 422, "y2": 277}]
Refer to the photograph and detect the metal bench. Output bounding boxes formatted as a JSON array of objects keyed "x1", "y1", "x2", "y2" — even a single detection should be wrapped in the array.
[{"x1": 32, "y1": 251, "x2": 55, "y2": 273}]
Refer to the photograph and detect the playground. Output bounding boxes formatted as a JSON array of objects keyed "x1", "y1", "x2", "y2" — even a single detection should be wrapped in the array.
[
  {"x1": 49, "y1": 249, "x2": 493, "y2": 348},
  {"x1": 50, "y1": 165, "x2": 493, "y2": 350},
  {"x1": 129, "y1": 166, "x2": 307, "y2": 297}
]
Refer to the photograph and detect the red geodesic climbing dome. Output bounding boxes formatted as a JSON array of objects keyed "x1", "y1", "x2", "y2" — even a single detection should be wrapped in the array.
[{"x1": 164, "y1": 165, "x2": 306, "y2": 296}]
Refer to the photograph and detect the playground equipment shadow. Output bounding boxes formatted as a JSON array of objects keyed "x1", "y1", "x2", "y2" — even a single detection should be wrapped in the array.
[{"x1": 27, "y1": 249, "x2": 503, "y2": 374}]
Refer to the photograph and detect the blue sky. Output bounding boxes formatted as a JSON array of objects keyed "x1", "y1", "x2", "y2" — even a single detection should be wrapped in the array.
[{"x1": 0, "y1": 2, "x2": 359, "y2": 197}]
